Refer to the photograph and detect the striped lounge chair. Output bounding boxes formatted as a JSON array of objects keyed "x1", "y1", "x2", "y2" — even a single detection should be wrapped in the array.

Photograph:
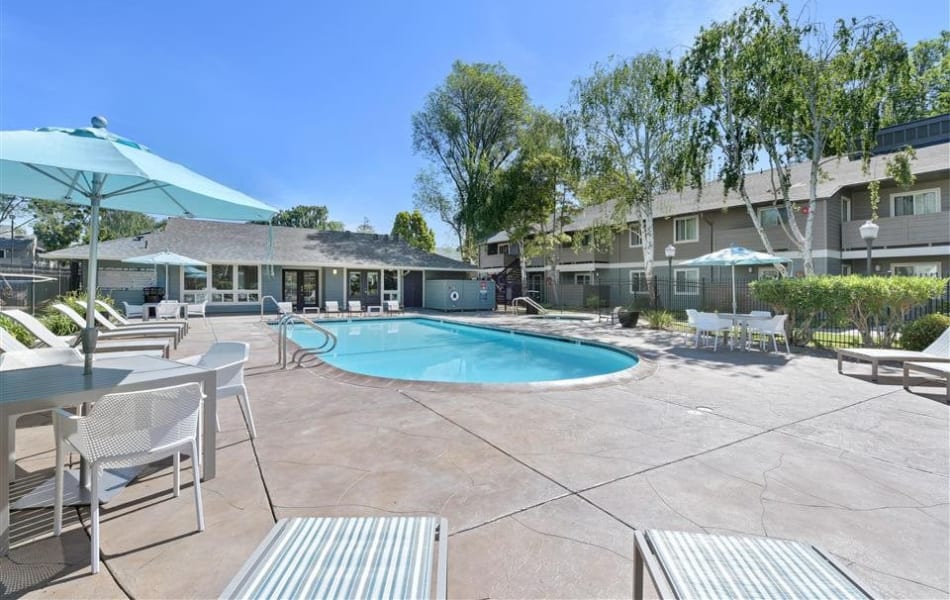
[
  {"x1": 220, "y1": 516, "x2": 448, "y2": 599},
  {"x1": 634, "y1": 529, "x2": 874, "y2": 600}
]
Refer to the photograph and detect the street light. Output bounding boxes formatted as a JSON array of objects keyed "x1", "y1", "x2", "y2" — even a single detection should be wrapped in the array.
[
  {"x1": 859, "y1": 220, "x2": 879, "y2": 275},
  {"x1": 665, "y1": 243, "x2": 676, "y2": 309}
]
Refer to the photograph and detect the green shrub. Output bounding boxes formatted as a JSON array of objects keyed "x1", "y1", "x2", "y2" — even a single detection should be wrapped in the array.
[
  {"x1": 642, "y1": 309, "x2": 675, "y2": 330},
  {"x1": 39, "y1": 311, "x2": 80, "y2": 336},
  {"x1": 0, "y1": 314, "x2": 37, "y2": 347},
  {"x1": 900, "y1": 313, "x2": 950, "y2": 351}
]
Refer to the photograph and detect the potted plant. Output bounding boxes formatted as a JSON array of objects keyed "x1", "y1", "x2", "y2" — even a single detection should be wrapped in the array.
[{"x1": 617, "y1": 305, "x2": 640, "y2": 328}]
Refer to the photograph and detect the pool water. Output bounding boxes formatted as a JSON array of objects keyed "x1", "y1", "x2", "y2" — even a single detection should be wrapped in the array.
[{"x1": 281, "y1": 317, "x2": 637, "y2": 384}]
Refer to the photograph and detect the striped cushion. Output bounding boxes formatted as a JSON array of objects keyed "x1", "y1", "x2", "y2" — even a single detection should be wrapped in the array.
[
  {"x1": 647, "y1": 530, "x2": 870, "y2": 600},
  {"x1": 221, "y1": 517, "x2": 438, "y2": 599}
]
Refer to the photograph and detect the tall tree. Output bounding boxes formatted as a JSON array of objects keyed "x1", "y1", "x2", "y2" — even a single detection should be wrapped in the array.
[
  {"x1": 885, "y1": 31, "x2": 950, "y2": 124},
  {"x1": 573, "y1": 52, "x2": 690, "y2": 303},
  {"x1": 412, "y1": 60, "x2": 529, "y2": 262},
  {"x1": 681, "y1": 0, "x2": 907, "y2": 275},
  {"x1": 29, "y1": 200, "x2": 86, "y2": 251},
  {"x1": 266, "y1": 204, "x2": 344, "y2": 230},
  {"x1": 495, "y1": 109, "x2": 580, "y2": 304},
  {"x1": 95, "y1": 209, "x2": 163, "y2": 242},
  {"x1": 391, "y1": 210, "x2": 436, "y2": 252}
]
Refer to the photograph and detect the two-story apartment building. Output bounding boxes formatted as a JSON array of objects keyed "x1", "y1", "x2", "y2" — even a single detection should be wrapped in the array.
[
  {"x1": 0, "y1": 237, "x2": 42, "y2": 268},
  {"x1": 480, "y1": 115, "x2": 949, "y2": 307}
]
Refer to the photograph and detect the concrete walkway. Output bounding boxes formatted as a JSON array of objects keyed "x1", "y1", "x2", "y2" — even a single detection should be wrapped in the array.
[{"x1": 3, "y1": 313, "x2": 948, "y2": 598}]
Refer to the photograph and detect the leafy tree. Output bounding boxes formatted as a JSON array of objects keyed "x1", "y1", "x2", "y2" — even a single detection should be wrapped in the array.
[
  {"x1": 29, "y1": 200, "x2": 86, "y2": 251},
  {"x1": 94, "y1": 209, "x2": 163, "y2": 242},
  {"x1": 681, "y1": 0, "x2": 907, "y2": 275},
  {"x1": 391, "y1": 210, "x2": 436, "y2": 252},
  {"x1": 572, "y1": 52, "x2": 690, "y2": 303},
  {"x1": 412, "y1": 60, "x2": 529, "y2": 262},
  {"x1": 356, "y1": 217, "x2": 374, "y2": 233},
  {"x1": 885, "y1": 31, "x2": 950, "y2": 124},
  {"x1": 494, "y1": 109, "x2": 580, "y2": 305},
  {"x1": 265, "y1": 204, "x2": 344, "y2": 230}
]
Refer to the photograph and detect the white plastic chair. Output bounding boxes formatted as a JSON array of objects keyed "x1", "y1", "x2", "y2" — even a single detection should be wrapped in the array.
[
  {"x1": 694, "y1": 312, "x2": 733, "y2": 351},
  {"x1": 187, "y1": 299, "x2": 208, "y2": 321},
  {"x1": 347, "y1": 300, "x2": 363, "y2": 316},
  {"x1": 324, "y1": 300, "x2": 340, "y2": 316},
  {"x1": 684, "y1": 309, "x2": 699, "y2": 343},
  {"x1": 384, "y1": 300, "x2": 402, "y2": 314},
  {"x1": 156, "y1": 301, "x2": 182, "y2": 320},
  {"x1": 53, "y1": 382, "x2": 205, "y2": 574},
  {"x1": 750, "y1": 314, "x2": 790, "y2": 353},
  {"x1": 179, "y1": 342, "x2": 255, "y2": 438}
]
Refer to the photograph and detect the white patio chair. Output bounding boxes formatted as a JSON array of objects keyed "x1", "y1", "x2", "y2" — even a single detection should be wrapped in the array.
[
  {"x1": 347, "y1": 300, "x2": 363, "y2": 316},
  {"x1": 121, "y1": 301, "x2": 144, "y2": 318},
  {"x1": 684, "y1": 309, "x2": 699, "y2": 344},
  {"x1": 693, "y1": 312, "x2": 733, "y2": 351},
  {"x1": 102, "y1": 299, "x2": 187, "y2": 335},
  {"x1": 53, "y1": 382, "x2": 205, "y2": 574},
  {"x1": 749, "y1": 314, "x2": 790, "y2": 353},
  {"x1": 186, "y1": 299, "x2": 208, "y2": 321},
  {"x1": 178, "y1": 341, "x2": 255, "y2": 438},
  {"x1": 324, "y1": 300, "x2": 341, "y2": 316},
  {"x1": 384, "y1": 300, "x2": 402, "y2": 314}
]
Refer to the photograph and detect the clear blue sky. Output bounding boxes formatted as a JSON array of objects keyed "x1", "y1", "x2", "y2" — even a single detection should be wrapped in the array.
[{"x1": 2, "y1": 1, "x2": 946, "y2": 247}]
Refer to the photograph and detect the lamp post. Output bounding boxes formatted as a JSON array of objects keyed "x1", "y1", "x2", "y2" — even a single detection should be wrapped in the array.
[
  {"x1": 665, "y1": 243, "x2": 676, "y2": 309},
  {"x1": 859, "y1": 220, "x2": 879, "y2": 275}
]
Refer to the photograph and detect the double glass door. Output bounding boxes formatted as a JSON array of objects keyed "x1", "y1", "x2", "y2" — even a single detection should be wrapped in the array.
[{"x1": 282, "y1": 270, "x2": 319, "y2": 311}]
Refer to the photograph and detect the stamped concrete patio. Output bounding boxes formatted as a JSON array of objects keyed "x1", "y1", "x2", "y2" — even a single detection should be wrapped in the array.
[{"x1": 2, "y1": 312, "x2": 948, "y2": 599}]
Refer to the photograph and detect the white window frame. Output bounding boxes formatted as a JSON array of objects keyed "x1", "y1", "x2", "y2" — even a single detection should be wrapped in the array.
[
  {"x1": 841, "y1": 197, "x2": 852, "y2": 222},
  {"x1": 574, "y1": 273, "x2": 592, "y2": 285},
  {"x1": 498, "y1": 243, "x2": 509, "y2": 255},
  {"x1": 758, "y1": 267, "x2": 781, "y2": 280},
  {"x1": 891, "y1": 262, "x2": 941, "y2": 277},
  {"x1": 628, "y1": 224, "x2": 642, "y2": 248},
  {"x1": 628, "y1": 270, "x2": 648, "y2": 294},
  {"x1": 890, "y1": 188, "x2": 940, "y2": 217},
  {"x1": 673, "y1": 268, "x2": 699, "y2": 295},
  {"x1": 673, "y1": 215, "x2": 699, "y2": 243},
  {"x1": 185, "y1": 263, "x2": 261, "y2": 304}
]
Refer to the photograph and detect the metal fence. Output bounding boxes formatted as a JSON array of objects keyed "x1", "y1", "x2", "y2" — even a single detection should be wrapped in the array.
[
  {"x1": 0, "y1": 266, "x2": 74, "y2": 314},
  {"x1": 530, "y1": 275, "x2": 950, "y2": 349}
]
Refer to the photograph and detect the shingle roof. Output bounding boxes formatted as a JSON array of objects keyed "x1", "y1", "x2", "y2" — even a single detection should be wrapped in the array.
[
  {"x1": 486, "y1": 142, "x2": 949, "y2": 242},
  {"x1": 42, "y1": 219, "x2": 475, "y2": 271}
]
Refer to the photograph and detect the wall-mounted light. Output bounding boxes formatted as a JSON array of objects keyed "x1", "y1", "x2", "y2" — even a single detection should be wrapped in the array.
[{"x1": 332, "y1": 268, "x2": 338, "y2": 275}]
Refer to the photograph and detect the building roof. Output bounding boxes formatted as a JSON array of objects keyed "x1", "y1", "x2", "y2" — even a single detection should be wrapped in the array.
[
  {"x1": 42, "y1": 218, "x2": 475, "y2": 271},
  {"x1": 485, "y1": 141, "x2": 949, "y2": 242}
]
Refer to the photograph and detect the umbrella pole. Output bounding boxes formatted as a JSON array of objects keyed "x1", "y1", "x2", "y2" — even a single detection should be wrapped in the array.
[
  {"x1": 82, "y1": 191, "x2": 102, "y2": 375},
  {"x1": 731, "y1": 265, "x2": 737, "y2": 315}
]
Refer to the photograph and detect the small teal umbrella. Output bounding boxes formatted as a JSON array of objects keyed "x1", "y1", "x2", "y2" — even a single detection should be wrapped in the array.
[
  {"x1": 0, "y1": 116, "x2": 278, "y2": 372},
  {"x1": 678, "y1": 245, "x2": 791, "y2": 314}
]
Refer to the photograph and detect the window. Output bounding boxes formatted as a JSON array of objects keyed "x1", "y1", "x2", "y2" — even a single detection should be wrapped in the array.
[
  {"x1": 0, "y1": 249, "x2": 6, "y2": 259},
  {"x1": 629, "y1": 270, "x2": 647, "y2": 294},
  {"x1": 190, "y1": 264, "x2": 261, "y2": 303},
  {"x1": 891, "y1": 189, "x2": 939, "y2": 217},
  {"x1": 758, "y1": 206, "x2": 788, "y2": 227},
  {"x1": 498, "y1": 243, "x2": 509, "y2": 255},
  {"x1": 841, "y1": 264, "x2": 852, "y2": 275},
  {"x1": 674, "y1": 268, "x2": 699, "y2": 295},
  {"x1": 349, "y1": 272, "x2": 362, "y2": 295},
  {"x1": 674, "y1": 216, "x2": 698, "y2": 243},
  {"x1": 628, "y1": 224, "x2": 642, "y2": 247},
  {"x1": 892, "y1": 263, "x2": 940, "y2": 277},
  {"x1": 574, "y1": 273, "x2": 592, "y2": 285},
  {"x1": 487, "y1": 243, "x2": 498, "y2": 256},
  {"x1": 758, "y1": 267, "x2": 781, "y2": 280},
  {"x1": 841, "y1": 198, "x2": 852, "y2": 222},
  {"x1": 383, "y1": 270, "x2": 399, "y2": 302}
]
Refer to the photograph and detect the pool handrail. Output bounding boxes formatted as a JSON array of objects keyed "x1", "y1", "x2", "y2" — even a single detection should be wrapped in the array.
[
  {"x1": 511, "y1": 296, "x2": 547, "y2": 315},
  {"x1": 276, "y1": 313, "x2": 338, "y2": 369}
]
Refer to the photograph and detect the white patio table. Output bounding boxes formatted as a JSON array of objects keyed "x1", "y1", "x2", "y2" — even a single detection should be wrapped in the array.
[
  {"x1": 0, "y1": 354, "x2": 217, "y2": 554},
  {"x1": 718, "y1": 313, "x2": 772, "y2": 351}
]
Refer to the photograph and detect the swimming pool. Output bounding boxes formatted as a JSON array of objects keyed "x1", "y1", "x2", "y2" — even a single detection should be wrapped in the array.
[{"x1": 280, "y1": 317, "x2": 637, "y2": 384}]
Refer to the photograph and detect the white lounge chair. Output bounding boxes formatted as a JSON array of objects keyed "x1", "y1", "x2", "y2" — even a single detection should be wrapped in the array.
[
  {"x1": 52, "y1": 303, "x2": 180, "y2": 349},
  {"x1": 347, "y1": 300, "x2": 363, "y2": 316},
  {"x1": 178, "y1": 342, "x2": 255, "y2": 438},
  {"x1": 634, "y1": 529, "x2": 875, "y2": 600},
  {"x1": 837, "y1": 326, "x2": 950, "y2": 381},
  {"x1": 53, "y1": 383, "x2": 205, "y2": 574},
  {"x1": 220, "y1": 516, "x2": 447, "y2": 599},
  {"x1": 324, "y1": 300, "x2": 341, "y2": 316},
  {"x1": 384, "y1": 300, "x2": 403, "y2": 314},
  {"x1": 2, "y1": 309, "x2": 170, "y2": 357},
  {"x1": 98, "y1": 299, "x2": 187, "y2": 336}
]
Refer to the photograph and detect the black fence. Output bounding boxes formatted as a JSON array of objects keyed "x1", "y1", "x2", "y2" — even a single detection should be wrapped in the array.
[
  {"x1": 0, "y1": 266, "x2": 74, "y2": 313},
  {"x1": 528, "y1": 275, "x2": 950, "y2": 349}
]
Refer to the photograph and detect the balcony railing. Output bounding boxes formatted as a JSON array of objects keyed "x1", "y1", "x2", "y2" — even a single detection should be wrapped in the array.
[{"x1": 842, "y1": 212, "x2": 949, "y2": 249}]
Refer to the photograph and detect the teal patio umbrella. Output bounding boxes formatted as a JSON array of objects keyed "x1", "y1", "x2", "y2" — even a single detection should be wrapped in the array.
[
  {"x1": 122, "y1": 250, "x2": 208, "y2": 296},
  {"x1": 0, "y1": 116, "x2": 278, "y2": 372},
  {"x1": 678, "y1": 245, "x2": 791, "y2": 314}
]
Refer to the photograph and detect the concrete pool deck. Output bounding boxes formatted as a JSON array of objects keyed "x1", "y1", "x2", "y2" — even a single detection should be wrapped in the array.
[{"x1": 2, "y1": 312, "x2": 948, "y2": 598}]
